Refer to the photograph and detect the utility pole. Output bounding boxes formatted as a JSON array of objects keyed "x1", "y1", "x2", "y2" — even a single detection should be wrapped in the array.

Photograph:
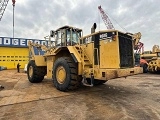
[{"x1": 12, "y1": 0, "x2": 16, "y2": 39}]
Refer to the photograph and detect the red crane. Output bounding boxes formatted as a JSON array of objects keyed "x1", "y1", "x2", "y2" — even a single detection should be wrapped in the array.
[
  {"x1": 135, "y1": 42, "x2": 144, "y2": 54},
  {"x1": 98, "y1": 5, "x2": 115, "y2": 29},
  {"x1": 12, "y1": 0, "x2": 16, "y2": 6},
  {"x1": 0, "y1": 0, "x2": 9, "y2": 21}
]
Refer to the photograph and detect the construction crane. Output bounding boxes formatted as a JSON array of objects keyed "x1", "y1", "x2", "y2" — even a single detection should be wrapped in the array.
[
  {"x1": 0, "y1": 0, "x2": 9, "y2": 88},
  {"x1": 98, "y1": 6, "x2": 144, "y2": 53},
  {"x1": 0, "y1": 0, "x2": 9, "y2": 21},
  {"x1": 135, "y1": 42, "x2": 144, "y2": 54},
  {"x1": 98, "y1": 5, "x2": 115, "y2": 29},
  {"x1": 131, "y1": 32, "x2": 144, "y2": 54},
  {"x1": 128, "y1": 32, "x2": 147, "y2": 72}
]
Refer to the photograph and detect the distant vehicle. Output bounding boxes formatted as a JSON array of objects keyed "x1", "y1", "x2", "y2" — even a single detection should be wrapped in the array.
[{"x1": 148, "y1": 47, "x2": 160, "y2": 72}]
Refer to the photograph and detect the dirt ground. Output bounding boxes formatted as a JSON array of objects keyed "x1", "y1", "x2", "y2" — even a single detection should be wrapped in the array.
[{"x1": 0, "y1": 70, "x2": 160, "y2": 120}]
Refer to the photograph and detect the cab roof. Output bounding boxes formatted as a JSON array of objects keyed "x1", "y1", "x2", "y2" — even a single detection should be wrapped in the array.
[{"x1": 55, "y1": 25, "x2": 82, "y2": 32}]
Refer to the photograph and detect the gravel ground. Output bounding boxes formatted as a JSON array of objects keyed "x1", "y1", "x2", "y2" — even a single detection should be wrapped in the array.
[{"x1": 0, "y1": 70, "x2": 160, "y2": 120}]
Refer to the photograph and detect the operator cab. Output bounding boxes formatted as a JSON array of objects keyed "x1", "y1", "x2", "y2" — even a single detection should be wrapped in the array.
[
  {"x1": 157, "y1": 52, "x2": 160, "y2": 57},
  {"x1": 156, "y1": 50, "x2": 160, "y2": 57},
  {"x1": 50, "y1": 26, "x2": 82, "y2": 47}
]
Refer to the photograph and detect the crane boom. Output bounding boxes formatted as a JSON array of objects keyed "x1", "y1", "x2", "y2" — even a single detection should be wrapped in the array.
[
  {"x1": 0, "y1": 0, "x2": 9, "y2": 21},
  {"x1": 98, "y1": 5, "x2": 115, "y2": 29}
]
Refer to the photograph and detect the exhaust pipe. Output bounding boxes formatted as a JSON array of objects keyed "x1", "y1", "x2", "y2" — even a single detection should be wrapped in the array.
[{"x1": 91, "y1": 23, "x2": 97, "y2": 34}]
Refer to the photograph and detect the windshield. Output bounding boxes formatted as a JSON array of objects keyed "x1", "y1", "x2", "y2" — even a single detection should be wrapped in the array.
[
  {"x1": 54, "y1": 28, "x2": 82, "y2": 46},
  {"x1": 67, "y1": 30, "x2": 81, "y2": 44},
  {"x1": 72, "y1": 31, "x2": 78, "y2": 43}
]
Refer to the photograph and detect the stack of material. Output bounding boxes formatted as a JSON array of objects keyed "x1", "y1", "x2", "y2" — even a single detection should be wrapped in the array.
[{"x1": 0, "y1": 66, "x2": 7, "y2": 71}]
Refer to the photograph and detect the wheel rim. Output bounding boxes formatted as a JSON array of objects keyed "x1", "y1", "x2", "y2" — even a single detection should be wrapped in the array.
[
  {"x1": 29, "y1": 66, "x2": 33, "y2": 77},
  {"x1": 56, "y1": 66, "x2": 66, "y2": 84}
]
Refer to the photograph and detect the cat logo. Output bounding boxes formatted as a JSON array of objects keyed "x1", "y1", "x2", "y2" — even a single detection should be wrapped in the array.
[{"x1": 100, "y1": 33, "x2": 108, "y2": 40}]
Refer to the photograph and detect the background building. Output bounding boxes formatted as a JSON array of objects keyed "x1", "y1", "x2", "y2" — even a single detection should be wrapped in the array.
[{"x1": 0, "y1": 37, "x2": 47, "y2": 69}]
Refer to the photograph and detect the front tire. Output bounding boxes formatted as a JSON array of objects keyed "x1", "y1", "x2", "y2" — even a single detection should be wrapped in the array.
[
  {"x1": 52, "y1": 57, "x2": 81, "y2": 91},
  {"x1": 27, "y1": 60, "x2": 46, "y2": 83}
]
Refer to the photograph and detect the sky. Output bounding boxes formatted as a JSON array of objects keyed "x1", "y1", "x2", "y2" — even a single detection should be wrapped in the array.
[{"x1": 0, "y1": 0, "x2": 160, "y2": 51}]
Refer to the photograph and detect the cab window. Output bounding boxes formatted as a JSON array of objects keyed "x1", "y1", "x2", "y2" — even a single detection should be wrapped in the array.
[
  {"x1": 72, "y1": 31, "x2": 78, "y2": 43},
  {"x1": 67, "y1": 30, "x2": 71, "y2": 43},
  {"x1": 55, "y1": 28, "x2": 82, "y2": 46},
  {"x1": 56, "y1": 31, "x2": 61, "y2": 45}
]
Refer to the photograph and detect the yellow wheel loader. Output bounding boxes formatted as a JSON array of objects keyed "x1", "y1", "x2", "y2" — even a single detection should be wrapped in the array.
[
  {"x1": 27, "y1": 23, "x2": 143, "y2": 91},
  {"x1": 148, "y1": 47, "x2": 160, "y2": 73},
  {"x1": 140, "y1": 45, "x2": 159, "y2": 73}
]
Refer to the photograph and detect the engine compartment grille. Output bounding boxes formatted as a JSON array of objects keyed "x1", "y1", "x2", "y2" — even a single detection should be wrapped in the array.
[{"x1": 118, "y1": 32, "x2": 134, "y2": 68}]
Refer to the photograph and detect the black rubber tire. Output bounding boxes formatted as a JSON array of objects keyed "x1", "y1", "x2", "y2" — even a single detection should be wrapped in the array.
[
  {"x1": 52, "y1": 57, "x2": 81, "y2": 91},
  {"x1": 86, "y1": 79, "x2": 107, "y2": 85},
  {"x1": 142, "y1": 63, "x2": 148, "y2": 73},
  {"x1": 27, "y1": 60, "x2": 47, "y2": 83}
]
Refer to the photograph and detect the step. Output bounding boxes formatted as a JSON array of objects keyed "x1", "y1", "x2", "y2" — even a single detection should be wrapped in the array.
[{"x1": 84, "y1": 62, "x2": 92, "y2": 66}]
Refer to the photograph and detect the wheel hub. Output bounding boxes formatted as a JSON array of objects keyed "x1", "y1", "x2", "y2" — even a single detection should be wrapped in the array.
[{"x1": 56, "y1": 66, "x2": 66, "y2": 84}]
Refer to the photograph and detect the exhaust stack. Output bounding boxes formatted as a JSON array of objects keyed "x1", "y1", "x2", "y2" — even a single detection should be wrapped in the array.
[{"x1": 91, "y1": 23, "x2": 97, "y2": 34}]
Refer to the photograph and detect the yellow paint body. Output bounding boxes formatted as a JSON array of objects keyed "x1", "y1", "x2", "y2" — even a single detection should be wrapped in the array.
[
  {"x1": 29, "y1": 29, "x2": 143, "y2": 80},
  {"x1": 84, "y1": 67, "x2": 143, "y2": 80},
  {"x1": 46, "y1": 56, "x2": 55, "y2": 79},
  {"x1": 143, "y1": 46, "x2": 160, "y2": 72},
  {"x1": 34, "y1": 56, "x2": 47, "y2": 66},
  {"x1": 100, "y1": 38, "x2": 119, "y2": 68},
  {"x1": 78, "y1": 31, "x2": 143, "y2": 80},
  {"x1": 141, "y1": 53, "x2": 156, "y2": 62},
  {"x1": 148, "y1": 58, "x2": 160, "y2": 72},
  {"x1": 148, "y1": 50, "x2": 160, "y2": 72}
]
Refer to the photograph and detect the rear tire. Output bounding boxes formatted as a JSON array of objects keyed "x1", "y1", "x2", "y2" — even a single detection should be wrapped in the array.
[
  {"x1": 52, "y1": 57, "x2": 81, "y2": 91},
  {"x1": 27, "y1": 60, "x2": 46, "y2": 83},
  {"x1": 141, "y1": 63, "x2": 148, "y2": 73}
]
